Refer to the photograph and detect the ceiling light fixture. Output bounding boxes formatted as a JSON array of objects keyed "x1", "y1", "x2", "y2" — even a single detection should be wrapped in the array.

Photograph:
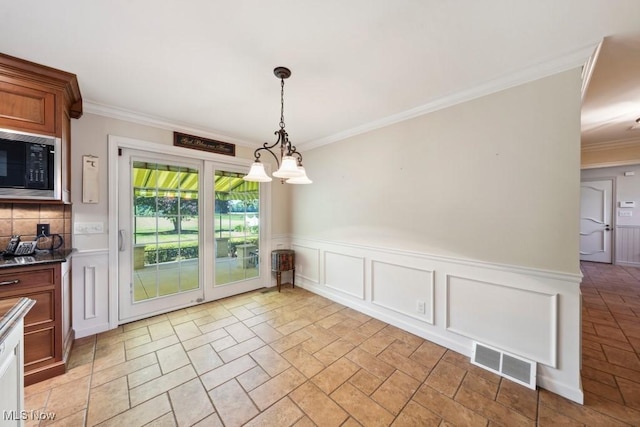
[{"x1": 243, "y1": 67, "x2": 312, "y2": 184}]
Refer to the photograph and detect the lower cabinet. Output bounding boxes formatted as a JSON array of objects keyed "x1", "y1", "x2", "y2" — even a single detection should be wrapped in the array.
[
  {"x1": 0, "y1": 315, "x2": 24, "y2": 426},
  {"x1": 0, "y1": 298, "x2": 33, "y2": 427},
  {"x1": 0, "y1": 263, "x2": 72, "y2": 386}
]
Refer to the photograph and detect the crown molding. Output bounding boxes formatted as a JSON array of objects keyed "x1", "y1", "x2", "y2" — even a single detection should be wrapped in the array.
[
  {"x1": 582, "y1": 137, "x2": 640, "y2": 152},
  {"x1": 83, "y1": 100, "x2": 257, "y2": 147},
  {"x1": 83, "y1": 42, "x2": 599, "y2": 152},
  {"x1": 301, "y1": 42, "x2": 600, "y2": 151}
]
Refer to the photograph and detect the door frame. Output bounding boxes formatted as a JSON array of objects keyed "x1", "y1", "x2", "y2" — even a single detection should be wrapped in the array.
[
  {"x1": 580, "y1": 177, "x2": 616, "y2": 264},
  {"x1": 107, "y1": 135, "x2": 272, "y2": 329}
]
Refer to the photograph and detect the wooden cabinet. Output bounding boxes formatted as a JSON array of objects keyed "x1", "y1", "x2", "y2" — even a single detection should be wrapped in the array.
[
  {"x1": 0, "y1": 263, "x2": 72, "y2": 386},
  {"x1": 0, "y1": 52, "x2": 82, "y2": 203}
]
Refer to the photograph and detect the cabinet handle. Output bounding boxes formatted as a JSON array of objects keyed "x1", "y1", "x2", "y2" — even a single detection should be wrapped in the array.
[{"x1": 0, "y1": 279, "x2": 19, "y2": 286}]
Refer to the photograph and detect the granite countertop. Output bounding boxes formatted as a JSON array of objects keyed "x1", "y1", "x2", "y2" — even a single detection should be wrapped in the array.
[
  {"x1": 0, "y1": 249, "x2": 75, "y2": 269},
  {"x1": 0, "y1": 297, "x2": 34, "y2": 344}
]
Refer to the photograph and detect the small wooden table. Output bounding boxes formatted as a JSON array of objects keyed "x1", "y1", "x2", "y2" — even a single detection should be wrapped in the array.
[{"x1": 271, "y1": 250, "x2": 295, "y2": 292}]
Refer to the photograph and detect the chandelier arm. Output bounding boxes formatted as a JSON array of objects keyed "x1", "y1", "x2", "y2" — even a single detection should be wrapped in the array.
[
  {"x1": 252, "y1": 131, "x2": 286, "y2": 167},
  {"x1": 290, "y1": 149, "x2": 304, "y2": 166}
]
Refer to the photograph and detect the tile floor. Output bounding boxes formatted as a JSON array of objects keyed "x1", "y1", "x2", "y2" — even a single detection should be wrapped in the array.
[{"x1": 23, "y1": 262, "x2": 640, "y2": 426}]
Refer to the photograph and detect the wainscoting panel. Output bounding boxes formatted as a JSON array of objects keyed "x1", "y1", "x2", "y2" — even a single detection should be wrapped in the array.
[
  {"x1": 72, "y1": 249, "x2": 111, "y2": 338},
  {"x1": 324, "y1": 251, "x2": 365, "y2": 299},
  {"x1": 290, "y1": 235, "x2": 583, "y2": 404},
  {"x1": 371, "y1": 260, "x2": 434, "y2": 324},
  {"x1": 84, "y1": 265, "x2": 97, "y2": 319},
  {"x1": 292, "y1": 244, "x2": 320, "y2": 284},
  {"x1": 446, "y1": 275, "x2": 558, "y2": 367},
  {"x1": 616, "y1": 225, "x2": 640, "y2": 266}
]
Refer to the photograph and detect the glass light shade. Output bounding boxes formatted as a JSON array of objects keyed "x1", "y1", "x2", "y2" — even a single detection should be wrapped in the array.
[
  {"x1": 243, "y1": 162, "x2": 272, "y2": 182},
  {"x1": 272, "y1": 156, "x2": 303, "y2": 178},
  {"x1": 286, "y1": 166, "x2": 312, "y2": 184}
]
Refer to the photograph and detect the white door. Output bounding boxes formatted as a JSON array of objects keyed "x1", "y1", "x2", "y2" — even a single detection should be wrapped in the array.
[
  {"x1": 580, "y1": 179, "x2": 613, "y2": 263},
  {"x1": 118, "y1": 149, "x2": 204, "y2": 322}
]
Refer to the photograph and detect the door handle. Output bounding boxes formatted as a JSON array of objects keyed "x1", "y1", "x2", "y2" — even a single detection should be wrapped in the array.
[
  {"x1": 118, "y1": 230, "x2": 125, "y2": 251},
  {"x1": 605, "y1": 225, "x2": 611, "y2": 231}
]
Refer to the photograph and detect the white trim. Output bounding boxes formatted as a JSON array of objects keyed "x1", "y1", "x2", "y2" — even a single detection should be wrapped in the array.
[
  {"x1": 71, "y1": 248, "x2": 109, "y2": 258},
  {"x1": 581, "y1": 137, "x2": 640, "y2": 152},
  {"x1": 537, "y1": 375, "x2": 584, "y2": 405},
  {"x1": 84, "y1": 101, "x2": 256, "y2": 148},
  {"x1": 289, "y1": 235, "x2": 583, "y2": 403},
  {"x1": 582, "y1": 158, "x2": 640, "y2": 170},
  {"x1": 74, "y1": 323, "x2": 112, "y2": 339},
  {"x1": 370, "y1": 260, "x2": 435, "y2": 325},
  {"x1": 323, "y1": 251, "x2": 365, "y2": 300},
  {"x1": 86, "y1": 43, "x2": 597, "y2": 153},
  {"x1": 107, "y1": 135, "x2": 263, "y2": 329},
  {"x1": 83, "y1": 265, "x2": 97, "y2": 319},
  {"x1": 580, "y1": 40, "x2": 602, "y2": 102},
  {"x1": 445, "y1": 274, "x2": 558, "y2": 367},
  {"x1": 302, "y1": 43, "x2": 598, "y2": 150},
  {"x1": 291, "y1": 243, "x2": 320, "y2": 284},
  {"x1": 291, "y1": 235, "x2": 582, "y2": 283},
  {"x1": 296, "y1": 278, "x2": 467, "y2": 356}
]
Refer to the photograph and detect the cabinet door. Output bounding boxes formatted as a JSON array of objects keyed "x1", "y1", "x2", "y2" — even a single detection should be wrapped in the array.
[
  {"x1": 0, "y1": 78, "x2": 56, "y2": 135},
  {"x1": 0, "y1": 320, "x2": 24, "y2": 427}
]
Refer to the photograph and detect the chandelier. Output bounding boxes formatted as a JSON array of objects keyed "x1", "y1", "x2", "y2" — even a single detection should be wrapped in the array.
[{"x1": 243, "y1": 67, "x2": 312, "y2": 184}]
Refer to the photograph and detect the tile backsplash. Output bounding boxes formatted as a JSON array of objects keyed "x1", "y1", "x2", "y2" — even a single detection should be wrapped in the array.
[{"x1": 0, "y1": 203, "x2": 72, "y2": 250}]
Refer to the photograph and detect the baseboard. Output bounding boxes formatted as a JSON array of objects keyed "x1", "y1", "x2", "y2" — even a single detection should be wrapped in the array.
[
  {"x1": 296, "y1": 279, "x2": 468, "y2": 356},
  {"x1": 537, "y1": 375, "x2": 584, "y2": 405},
  {"x1": 73, "y1": 323, "x2": 112, "y2": 339},
  {"x1": 615, "y1": 261, "x2": 640, "y2": 267}
]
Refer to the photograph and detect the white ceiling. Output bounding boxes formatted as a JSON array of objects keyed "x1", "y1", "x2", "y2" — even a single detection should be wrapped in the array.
[
  {"x1": 1, "y1": 0, "x2": 639, "y2": 149},
  {"x1": 582, "y1": 33, "x2": 640, "y2": 148}
]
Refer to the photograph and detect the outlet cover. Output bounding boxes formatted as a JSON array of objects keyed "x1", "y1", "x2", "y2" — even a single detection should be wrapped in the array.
[
  {"x1": 74, "y1": 222, "x2": 104, "y2": 234},
  {"x1": 37, "y1": 223, "x2": 50, "y2": 236},
  {"x1": 416, "y1": 300, "x2": 426, "y2": 314}
]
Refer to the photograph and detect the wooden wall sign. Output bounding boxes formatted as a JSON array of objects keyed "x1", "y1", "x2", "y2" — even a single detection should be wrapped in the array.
[{"x1": 173, "y1": 132, "x2": 235, "y2": 156}]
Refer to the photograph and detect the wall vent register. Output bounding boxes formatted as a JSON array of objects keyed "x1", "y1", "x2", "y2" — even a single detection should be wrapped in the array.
[{"x1": 471, "y1": 341, "x2": 537, "y2": 389}]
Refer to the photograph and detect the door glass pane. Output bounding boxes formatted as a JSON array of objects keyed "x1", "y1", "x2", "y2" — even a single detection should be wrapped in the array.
[
  {"x1": 132, "y1": 161, "x2": 199, "y2": 301},
  {"x1": 214, "y1": 170, "x2": 260, "y2": 286}
]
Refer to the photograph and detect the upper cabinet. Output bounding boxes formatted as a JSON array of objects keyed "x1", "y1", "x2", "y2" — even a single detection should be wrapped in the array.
[{"x1": 0, "y1": 53, "x2": 82, "y2": 203}]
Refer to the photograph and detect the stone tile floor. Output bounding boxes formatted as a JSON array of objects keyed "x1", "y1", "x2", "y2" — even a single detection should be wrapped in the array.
[{"x1": 23, "y1": 262, "x2": 640, "y2": 426}]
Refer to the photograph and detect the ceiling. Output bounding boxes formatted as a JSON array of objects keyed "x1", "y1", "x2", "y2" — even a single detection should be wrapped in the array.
[
  {"x1": 581, "y1": 33, "x2": 640, "y2": 148},
  {"x1": 1, "y1": 1, "x2": 639, "y2": 149}
]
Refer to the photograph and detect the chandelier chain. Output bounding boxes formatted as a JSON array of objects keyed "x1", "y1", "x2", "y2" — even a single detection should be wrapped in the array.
[{"x1": 279, "y1": 78, "x2": 285, "y2": 129}]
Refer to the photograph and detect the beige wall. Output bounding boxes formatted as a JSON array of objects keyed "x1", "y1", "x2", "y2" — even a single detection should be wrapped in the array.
[
  {"x1": 71, "y1": 113, "x2": 290, "y2": 250},
  {"x1": 291, "y1": 69, "x2": 583, "y2": 273}
]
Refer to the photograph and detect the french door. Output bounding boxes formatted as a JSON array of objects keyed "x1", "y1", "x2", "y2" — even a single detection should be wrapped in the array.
[{"x1": 117, "y1": 145, "x2": 267, "y2": 323}]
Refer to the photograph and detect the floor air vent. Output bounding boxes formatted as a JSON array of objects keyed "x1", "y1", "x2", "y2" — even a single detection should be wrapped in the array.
[{"x1": 471, "y1": 342, "x2": 537, "y2": 389}]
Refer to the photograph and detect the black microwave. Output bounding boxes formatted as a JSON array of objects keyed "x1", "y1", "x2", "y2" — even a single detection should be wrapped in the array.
[{"x1": 0, "y1": 128, "x2": 61, "y2": 200}]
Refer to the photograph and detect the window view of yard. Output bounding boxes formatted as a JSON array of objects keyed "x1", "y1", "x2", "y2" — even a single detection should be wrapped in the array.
[
  {"x1": 131, "y1": 163, "x2": 260, "y2": 302},
  {"x1": 214, "y1": 171, "x2": 260, "y2": 286}
]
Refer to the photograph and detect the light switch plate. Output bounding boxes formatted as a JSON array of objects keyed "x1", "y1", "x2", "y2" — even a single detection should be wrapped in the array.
[{"x1": 619, "y1": 210, "x2": 633, "y2": 217}]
